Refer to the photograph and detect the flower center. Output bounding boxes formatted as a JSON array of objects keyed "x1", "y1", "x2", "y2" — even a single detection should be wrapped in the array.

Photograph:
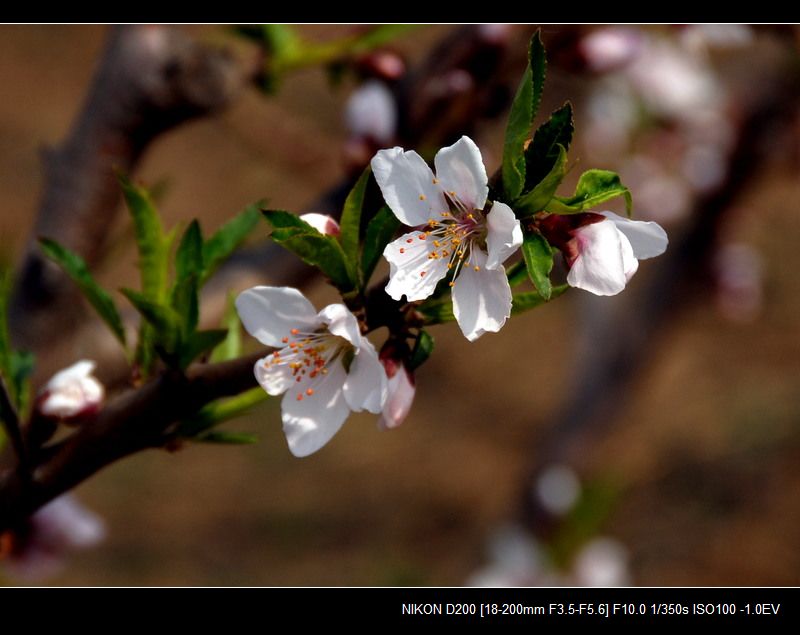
[
  {"x1": 406, "y1": 189, "x2": 488, "y2": 285},
  {"x1": 263, "y1": 327, "x2": 352, "y2": 401}
]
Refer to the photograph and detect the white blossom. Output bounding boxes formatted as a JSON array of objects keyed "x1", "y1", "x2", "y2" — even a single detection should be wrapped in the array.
[
  {"x1": 371, "y1": 136, "x2": 522, "y2": 341},
  {"x1": 236, "y1": 286, "x2": 387, "y2": 457},
  {"x1": 37, "y1": 360, "x2": 104, "y2": 420}
]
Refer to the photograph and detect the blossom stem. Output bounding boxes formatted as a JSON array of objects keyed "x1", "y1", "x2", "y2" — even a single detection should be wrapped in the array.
[{"x1": 0, "y1": 376, "x2": 29, "y2": 481}]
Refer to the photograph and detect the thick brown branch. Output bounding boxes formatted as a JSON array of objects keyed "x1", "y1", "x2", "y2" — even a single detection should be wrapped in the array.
[
  {"x1": 10, "y1": 25, "x2": 252, "y2": 351},
  {"x1": 0, "y1": 350, "x2": 265, "y2": 530}
]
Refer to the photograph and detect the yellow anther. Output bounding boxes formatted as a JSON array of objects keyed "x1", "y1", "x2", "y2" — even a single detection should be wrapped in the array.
[
  {"x1": 433, "y1": 240, "x2": 441, "y2": 247},
  {"x1": 449, "y1": 281, "x2": 455, "y2": 287},
  {"x1": 432, "y1": 178, "x2": 439, "y2": 184},
  {"x1": 419, "y1": 194, "x2": 426, "y2": 201},
  {"x1": 474, "y1": 266, "x2": 480, "y2": 271}
]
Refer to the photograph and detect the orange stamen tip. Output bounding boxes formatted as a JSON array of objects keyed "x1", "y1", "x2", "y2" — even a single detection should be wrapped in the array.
[
  {"x1": 448, "y1": 281, "x2": 455, "y2": 287},
  {"x1": 296, "y1": 394, "x2": 304, "y2": 401},
  {"x1": 418, "y1": 233, "x2": 427, "y2": 240},
  {"x1": 290, "y1": 328, "x2": 300, "y2": 335},
  {"x1": 399, "y1": 248, "x2": 405, "y2": 254},
  {"x1": 420, "y1": 271, "x2": 427, "y2": 277},
  {"x1": 281, "y1": 337, "x2": 289, "y2": 343},
  {"x1": 306, "y1": 388, "x2": 314, "y2": 396},
  {"x1": 406, "y1": 238, "x2": 413, "y2": 244}
]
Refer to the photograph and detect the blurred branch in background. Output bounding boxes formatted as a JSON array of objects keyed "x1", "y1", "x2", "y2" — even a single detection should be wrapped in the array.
[{"x1": 512, "y1": 25, "x2": 800, "y2": 570}]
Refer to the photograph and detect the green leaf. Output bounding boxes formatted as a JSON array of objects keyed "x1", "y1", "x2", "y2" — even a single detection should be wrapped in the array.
[
  {"x1": 38, "y1": 238, "x2": 127, "y2": 347},
  {"x1": 119, "y1": 176, "x2": 171, "y2": 303},
  {"x1": 339, "y1": 166, "x2": 371, "y2": 283},
  {"x1": 514, "y1": 144, "x2": 568, "y2": 217},
  {"x1": 210, "y1": 293, "x2": 242, "y2": 363},
  {"x1": 9, "y1": 350, "x2": 35, "y2": 415},
  {"x1": 175, "y1": 221, "x2": 203, "y2": 283},
  {"x1": 547, "y1": 170, "x2": 633, "y2": 216},
  {"x1": 263, "y1": 210, "x2": 353, "y2": 290},
  {"x1": 179, "y1": 387, "x2": 267, "y2": 437},
  {"x1": 178, "y1": 329, "x2": 228, "y2": 369},
  {"x1": 502, "y1": 31, "x2": 546, "y2": 200},
  {"x1": 121, "y1": 288, "x2": 181, "y2": 355},
  {"x1": 201, "y1": 204, "x2": 261, "y2": 283},
  {"x1": 506, "y1": 260, "x2": 528, "y2": 288},
  {"x1": 521, "y1": 231, "x2": 555, "y2": 300},
  {"x1": 416, "y1": 298, "x2": 454, "y2": 325},
  {"x1": 524, "y1": 102, "x2": 574, "y2": 191},
  {"x1": 361, "y1": 206, "x2": 400, "y2": 285},
  {"x1": 408, "y1": 330, "x2": 434, "y2": 371},
  {"x1": 170, "y1": 274, "x2": 199, "y2": 335},
  {"x1": 350, "y1": 24, "x2": 418, "y2": 51},
  {"x1": 261, "y1": 24, "x2": 302, "y2": 59},
  {"x1": 511, "y1": 284, "x2": 568, "y2": 316},
  {"x1": 194, "y1": 430, "x2": 259, "y2": 445}
]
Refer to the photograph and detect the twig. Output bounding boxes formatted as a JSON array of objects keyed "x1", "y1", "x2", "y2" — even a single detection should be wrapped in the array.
[
  {"x1": 0, "y1": 349, "x2": 265, "y2": 529},
  {"x1": 0, "y1": 377, "x2": 28, "y2": 480}
]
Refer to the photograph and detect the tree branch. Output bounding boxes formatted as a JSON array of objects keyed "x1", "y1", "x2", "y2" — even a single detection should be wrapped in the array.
[{"x1": 0, "y1": 349, "x2": 265, "y2": 530}]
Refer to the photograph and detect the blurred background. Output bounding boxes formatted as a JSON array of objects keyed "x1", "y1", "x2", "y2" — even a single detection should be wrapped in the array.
[{"x1": 0, "y1": 24, "x2": 799, "y2": 586}]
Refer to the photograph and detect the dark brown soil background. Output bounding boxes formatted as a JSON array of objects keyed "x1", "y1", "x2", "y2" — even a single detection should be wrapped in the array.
[{"x1": 1, "y1": 25, "x2": 798, "y2": 586}]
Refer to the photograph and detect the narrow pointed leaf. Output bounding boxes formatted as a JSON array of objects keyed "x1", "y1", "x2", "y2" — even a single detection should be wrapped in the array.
[
  {"x1": 547, "y1": 170, "x2": 633, "y2": 216},
  {"x1": 511, "y1": 284, "x2": 568, "y2": 316},
  {"x1": 263, "y1": 210, "x2": 353, "y2": 290},
  {"x1": 121, "y1": 288, "x2": 181, "y2": 354},
  {"x1": 210, "y1": 293, "x2": 243, "y2": 363},
  {"x1": 408, "y1": 330, "x2": 434, "y2": 371},
  {"x1": 175, "y1": 220, "x2": 203, "y2": 283},
  {"x1": 502, "y1": 31, "x2": 546, "y2": 200},
  {"x1": 524, "y1": 102, "x2": 574, "y2": 191},
  {"x1": 201, "y1": 204, "x2": 261, "y2": 283},
  {"x1": 39, "y1": 239, "x2": 127, "y2": 346},
  {"x1": 339, "y1": 166, "x2": 371, "y2": 282},
  {"x1": 195, "y1": 430, "x2": 259, "y2": 445},
  {"x1": 521, "y1": 231, "x2": 554, "y2": 300},
  {"x1": 119, "y1": 176, "x2": 170, "y2": 303},
  {"x1": 515, "y1": 144, "x2": 568, "y2": 216},
  {"x1": 361, "y1": 206, "x2": 400, "y2": 286}
]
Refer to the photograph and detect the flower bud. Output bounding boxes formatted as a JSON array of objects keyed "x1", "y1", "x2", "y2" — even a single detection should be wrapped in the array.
[
  {"x1": 377, "y1": 351, "x2": 415, "y2": 430},
  {"x1": 37, "y1": 360, "x2": 104, "y2": 421},
  {"x1": 344, "y1": 80, "x2": 397, "y2": 144},
  {"x1": 1, "y1": 495, "x2": 106, "y2": 582},
  {"x1": 299, "y1": 213, "x2": 340, "y2": 237},
  {"x1": 578, "y1": 28, "x2": 643, "y2": 73}
]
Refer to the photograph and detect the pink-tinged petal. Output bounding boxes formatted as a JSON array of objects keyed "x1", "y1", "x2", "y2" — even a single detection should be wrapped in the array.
[
  {"x1": 4, "y1": 495, "x2": 105, "y2": 582},
  {"x1": 317, "y1": 303, "x2": 362, "y2": 348},
  {"x1": 600, "y1": 211, "x2": 669, "y2": 259},
  {"x1": 38, "y1": 360, "x2": 104, "y2": 419},
  {"x1": 434, "y1": 135, "x2": 489, "y2": 210},
  {"x1": 566, "y1": 221, "x2": 627, "y2": 296},
  {"x1": 254, "y1": 352, "x2": 294, "y2": 396},
  {"x1": 343, "y1": 338, "x2": 387, "y2": 413},
  {"x1": 452, "y1": 250, "x2": 513, "y2": 341},
  {"x1": 383, "y1": 232, "x2": 450, "y2": 301},
  {"x1": 280, "y1": 361, "x2": 350, "y2": 457},
  {"x1": 371, "y1": 147, "x2": 448, "y2": 227},
  {"x1": 620, "y1": 231, "x2": 639, "y2": 282},
  {"x1": 344, "y1": 79, "x2": 397, "y2": 143},
  {"x1": 299, "y1": 213, "x2": 340, "y2": 237},
  {"x1": 378, "y1": 363, "x2": 415, "y2": 430},
  {"x1": 485, "y1": 201, "x2": 523, "y2": 270},
  {"x1": 235, "y1": 286, "x2": 319, "y2": 348}
]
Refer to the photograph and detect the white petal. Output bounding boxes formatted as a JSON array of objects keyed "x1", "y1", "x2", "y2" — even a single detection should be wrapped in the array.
[
  {"x1": 280, "y1": 361, "x2": 350, "y2": 457},
  {"x1": 235, "y1": 286, "x2": 319, "y2": 348},
  {"x1": 254, "y1": 352, "x2": 294, "y2": 396},
  {"x1": 378, "y1": 364, "x2": 416, "y2": 430},
  {"x1": 601, "y1": 211, "x2": 669, "y2": 259},
  {"x1": 485, "y1": 201, "x2": 523, "y2": 270},
  {"x1": 343, "y1": 338, "x2": 387, "y2": 413},
  {"x1": 566, "y1": 221, "x2": 628, "y2": 296},
  {"x1": 44, "y1": 360, "x2": 96, "y2": 390},
  {"x1": 299, "y1": 213, "x2": 340, "y2": 236},
  {"x1": 620, "y1": 231, "x2": 639, "y2": 282},
  {"x1": 317, "y1": 303, "x2": 362, "y2": 348},
  {"x1": 452, "y1": 250, "x2": 513, "y2": 341},
  {"x1": 434, "y1": 136, "x2": 489, "y2": 210},
  {"x1": 383, "y1": 232, "x2": 450, "y2": 301},
  {"x1": 371, "y1": 147, "x2": 448, "y2": 227}
]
